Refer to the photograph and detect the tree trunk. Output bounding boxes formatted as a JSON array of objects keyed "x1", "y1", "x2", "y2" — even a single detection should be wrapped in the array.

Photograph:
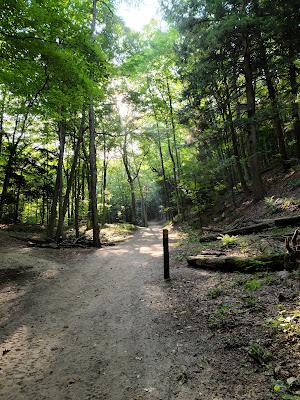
[
  {"x1": 289, "y1": 47, "x2": 300, "y2": 159},
  {"x1": 0, "y1": 90, "x2": 6, "y2": 154},
  {"x1": 252, "y1": 1, "x2": 289, "y2": 165},
  {"x1": 122, "y1": 133, "x2": 137, "y2": 225},
  {"x1": 129, "y1": 180, "x2": 137, "y2": 225},
  {"x1": 41, "y1": 192, "x2": 46, "y2": 225},
  {"x1": 82, "y1": 144, "x2": 92, "y2": 229},
  {"x1": 0, "y1": 146, "x2": 15, "y2": 220},
  {"x1": 243, "y1": 34, "x2": 264, "y2": 200},
  {"x1": 223, "y1": 76, "x2": 249, "y2": 192},
  {"x1": 74, "y1": 163, "x2": 80, "y2": 238},
  {"x1": 259, "y1": 44, "x2": 288, "y2": 165},
  {"x1": 137, "y1": 175, "x2": 148, "y2": 227},
  {"x1": 88, "y1": 103, "x2": 101, "y2": 246},
  {"x1": 86, "y1": 162, "x2": 93, "y2": 230},
  {"x1": 81, "y1": 162, "x2": 85, "y2": 201},
  {"x1": 55, "y1": 112, "x2": 86, "y2": 241},
  {"x1": 47, "y1": 122, "x2": 66, "y2": 238},
  {"x1": 148, "y1": 80, "x2": 171, "y2": 219},
  {"x1": 152, "y1": 103, "x2": 171, "y2": 218},
  {"x1": 166, "y1": 78, "x2": 181, "y2": 175},
  {"x1": 14, "y1": 174, "x2": 22, "y2": 224},
  {"x1": 165, "y1": 121, "x2": 181, "y2": 215},
  {"x1": 101, "y1": 132, "x2": 108, "y2": 225},
  {"x1": 87, "y1": 0, "x2": 101, "y2": 247}
]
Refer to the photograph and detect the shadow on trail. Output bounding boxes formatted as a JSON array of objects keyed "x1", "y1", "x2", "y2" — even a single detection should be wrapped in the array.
[{"x1": 0, "y1": 223, "x2": 274, "y2": 400}]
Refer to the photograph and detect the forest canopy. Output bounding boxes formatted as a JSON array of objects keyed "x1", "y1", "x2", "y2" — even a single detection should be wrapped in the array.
[{"x1": 0, "y1": 0, "x2": 299, "y2": 246}]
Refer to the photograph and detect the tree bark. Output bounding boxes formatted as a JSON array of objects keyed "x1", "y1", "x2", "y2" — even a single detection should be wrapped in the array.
[
  {"x1": 129, "y1": 180, "x2": 137, "y2": 224},
  {"x1": 148, "y1": 80, "x2": 172, "y2": 218},
  {"x1": 253, "y1": 1, "x2": 289, "y2": 165},
  {"x1": 0, "y1": 90, "x2": 6, "y2": 154},
  {"x1": 101, "y1": 131, "x2": 108, "y2": 225},
  {"x1": 259, "y1": 42, "x2": 288, "y2": 165},
  {"x1": 41, "y1": 192, "x2": 46, "y2": 226},
  {"x1": 165, "y1": 122, "x2": 181, "y2": 216},
  {"x1": 88, "y1": 103, "x2": 101, "y2": 246},
  {"x1": 166, "y1": 78, "x2": 181, "y2": 175},
  {"x1": 242, "y1": 34, "x2": 264, "y2": 200},
  {"x1": 122, "y1": 132, "x2": 137, "y2": 225},
  {"x1": 289, "y1": 47, "x2": 300, "y2": 159},
  {"x1": 87, "y1": 0, "x2": 101, "y2": 247},
  {"x1": 0, "y1": 146, "x2": 15, "y2": 220},
  {"x1": 223, "y1": 76, "x2": 249, "y2": 192},
  {"x1": 152, "y1": 99, "x2": 171, "y2": 218},
  {"x1": 137, "y1": 175, "x2": 148, "y2": 227},
  {"x1": 0, "y1": 116, "x2": 20, "y2": 220},
  {"x1": 55, "y1": 112, "x2": 86, "y2": 241},
  {"x1": 14, "y1": 172, "x2": 22, "y2": 224},
  {"x1": 47, "y1": 122, "x2": 66, "y2": 238},
  {"x1": 74, "y1": 162, "x2": 81, "y2": 238}
]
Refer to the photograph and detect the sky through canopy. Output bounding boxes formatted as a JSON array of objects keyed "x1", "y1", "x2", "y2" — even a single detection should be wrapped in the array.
[{"x1": 117, "y1": 0, "x2": 162, "y2": 31}]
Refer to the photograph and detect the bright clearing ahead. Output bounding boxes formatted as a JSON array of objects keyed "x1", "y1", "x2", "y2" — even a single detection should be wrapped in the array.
[{"x1": 117, "y1": 0, "x2": 161, "y2": 31}]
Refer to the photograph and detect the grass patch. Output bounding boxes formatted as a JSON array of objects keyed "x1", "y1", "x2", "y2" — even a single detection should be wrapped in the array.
[
  {"x1": 248, "y1": 343, "x2": 272, "y2": 365},
  {"x1": 208, "y1": 303, "x2": 235, "y2": 329},
  {"x1": 104, "y1": 223, "x2": 136, "y2": 232},
  {"x1": 243, "y1": 278, "x2": 262, "y2": 291}
]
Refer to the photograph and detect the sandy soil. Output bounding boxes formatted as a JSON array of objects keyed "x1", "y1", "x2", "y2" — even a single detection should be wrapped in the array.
[{"x1": 0, "y1": 224, "x2": 299, "y2": 400}]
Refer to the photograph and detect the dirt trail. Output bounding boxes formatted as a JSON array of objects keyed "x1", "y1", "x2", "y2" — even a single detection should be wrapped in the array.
[
  {"x1": 0, "y1": 224, "x2": 292, "y2": 399},
  {"x1": 0, "y1": 225, "x2": 185, "y2": 400}
]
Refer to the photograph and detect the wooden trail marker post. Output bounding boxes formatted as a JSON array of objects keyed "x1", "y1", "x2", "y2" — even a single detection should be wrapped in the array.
[{"x1": 163, "y1": 229, "x2": 170, "y2": 280}]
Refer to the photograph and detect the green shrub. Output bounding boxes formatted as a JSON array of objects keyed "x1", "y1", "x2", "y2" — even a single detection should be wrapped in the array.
[
  {"x1": 243, "y1": 278, "x2": 262, "y2": 291},
  {"x1": 273, "y1": 378, "x2": 300, "y2": 399},
  {"x1": 217, "y1": 234, "x2": 238, "y2": 246},
  {"x1": 268, "y1": 303, "x2": 300, "y2": 339},
  {"x1": 248, "y1": 343, "x2": 272, "y2": 364},
  {"x1": 265, "y1": 196, "x2": 300, "y2": 213}
]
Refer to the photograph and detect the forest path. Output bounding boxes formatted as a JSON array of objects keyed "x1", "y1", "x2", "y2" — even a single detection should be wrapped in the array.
[
  {"x1": 0, "y1": 224, "x2": 272, "y2": 400},
  {"x1": 0, "y1": 224, "x2": 202, "y2": 400}
]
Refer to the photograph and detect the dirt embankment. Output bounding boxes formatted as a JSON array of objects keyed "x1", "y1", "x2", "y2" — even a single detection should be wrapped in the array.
[{"x1": 200, "y1": 167, "x2": 300, "y2": 229}]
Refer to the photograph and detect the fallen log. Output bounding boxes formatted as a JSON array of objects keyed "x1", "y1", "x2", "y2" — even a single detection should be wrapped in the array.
[
  {"x1": 199, "y1": 222, "x2": 271, "y2": 242},
  {"x1": 257, "y1": 233, "x2": 294, "y2": 241},
  {"x1": 200, "y1": 250, "x2": 226, "y2": 256},
  {"x1": 10, "y1": 233, "x2": 109, "y2": 249},
  {"x1": 187, "y1": 254, "x2": 287, "y2": 273},
  {"x1": 28, "y1": 241, "x2": 60, "y2": 249},
  {"x1": 10, "y1": 235, "x2": 55, "y2": 245},
  {"x1": 199, "y1": 215, "x2": 300, "y2": 242},
  {"x1": 226, "y1": 222, "x2": 272, "y2": 235},
  {"x1": 273, "y1": 215, "x2": 300, "y2": 227}
]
